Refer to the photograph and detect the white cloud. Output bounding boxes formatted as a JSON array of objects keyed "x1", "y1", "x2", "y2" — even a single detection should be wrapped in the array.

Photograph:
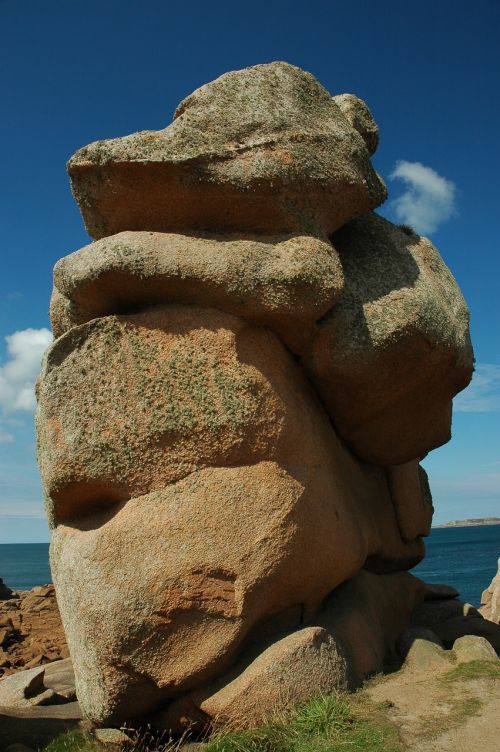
[
  {"x1": 389, "y1": 160, "x2": 457, "y2": 235},
  {"x1": 0, "y1": 328, "x2": 52, "y2": 414},
  {"x1": 0, "y1": 430, "x2": 14, "y2": 444},
  {"x1": 454, "y1": 363, "x2": 500, "y2": 413}
]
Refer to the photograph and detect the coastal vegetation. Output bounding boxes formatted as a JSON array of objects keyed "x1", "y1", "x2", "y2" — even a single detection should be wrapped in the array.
[
  {"x1": 41, "y1": 691, "x2": 402, "y2": 752},
  {"x1": 37, "y1": 656, "x2": 500, "y2": 752},
  {"x1": 441, "y1": 658, "x2": 500, "y2": 682}
]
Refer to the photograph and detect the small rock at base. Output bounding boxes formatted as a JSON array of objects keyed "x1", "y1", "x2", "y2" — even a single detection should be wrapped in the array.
[
  {"x1": 404, "y1": 639, "x2": 452, "y2": 672},
  {"x1": 452, "y1": 635, "x2": 499, "y2": 663},
  {"x1": 0, "y1": 664, "x2": 46, "y2": 707},
  {"x1": 424, "y1": 583, "x2": 459, "y2": 601},
  {"x1": 397, "y1": 627, "x2": 443, "y2": 659},
  {"x1": 94, "y1": 728, "x2": 131, "y2": 746},
  {"x1": 4, "y1": 745, "x2": 36, "y2": 752}
]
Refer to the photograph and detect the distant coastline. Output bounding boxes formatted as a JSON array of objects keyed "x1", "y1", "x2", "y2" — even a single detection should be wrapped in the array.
[{"x1": 433, "y1": 517, "x2": 500, "y2": 529}]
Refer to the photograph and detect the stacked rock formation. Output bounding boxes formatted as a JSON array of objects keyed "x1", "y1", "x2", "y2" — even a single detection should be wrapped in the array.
[{"x1": 35, "y1": 62, "x2": 474, "y2": 730}]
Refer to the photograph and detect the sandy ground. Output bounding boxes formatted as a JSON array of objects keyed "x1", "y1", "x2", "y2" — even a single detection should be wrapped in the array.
[{"x1": 367, "y1": 658, "x2": 500, "y2": 751}]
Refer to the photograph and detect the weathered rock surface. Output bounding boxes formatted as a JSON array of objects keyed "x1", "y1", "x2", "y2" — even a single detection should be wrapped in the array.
[
  {"x1": 0, "y1": 665, "x2": 45, "y2": 707},
  {"x1": 157, "y1": 627, "x2": 349, "y2": 732},
  {"x1": 94, "y1": 728, "x2": 132, "y2": 747},
  {"x1": 68, "y1": 62, "x2": 386, "y2": 239},
  {"x1": 38, "y1": 305, "x2": 423, "y2": 724},
  {"x1": 480, "y1": 558, "x2": 500, "y2": 624},
  {"x1": 403, "y1": 639, "x2": 452, "y2": 672},
  {"x1": 43, "y1": 658, "x2": 76, "y2": 700},
  {"x1": 386, "y1": 461, "x2": 433, "y2": 542},
  {"x1": 452, "y1": 635, "x2": 499, "y2": 663},
  {"x1": 332, "y1": 93, "x2": 379, "y2": 155},
  {"x1": 316, "y1": 570, "x2": 425, "y2": 681},
  {"x1": 0, "y1": 585, "x2": 68, "y2": 678},
  {"x1": 158, "y1": 570, "x2": 424, "y2": 731},
  {"x1": 0, "y1": 658, "x2": 75, "y2": 709},
  {"x1": 35, "y1": 61, "x2": 474, "y2": 731},
  {"x1": 303, "y1": 212, "x2": 473, "y2": 465},
  {"x1": 50, "y1": 231, "x2": 343, "y2": 353}
]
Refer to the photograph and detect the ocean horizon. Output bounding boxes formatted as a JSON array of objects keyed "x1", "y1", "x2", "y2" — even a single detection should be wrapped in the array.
[{"x1": 0, "y1": 524, "x2": 499, "y2": 606}]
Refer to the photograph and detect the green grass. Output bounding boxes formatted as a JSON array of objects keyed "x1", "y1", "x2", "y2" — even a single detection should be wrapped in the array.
[
  {"x1": 192, "y1": 693, "x2": 402, "y2": 752},
  {"x1": 40, "y1": 730, "x2": 98, "y2": 752},
  {"x1": 40, "y1": 692, "x2": 402, "y2": 752},
  {"x1": 441, "y1": 659, "x2": 500, "y2": 683}
]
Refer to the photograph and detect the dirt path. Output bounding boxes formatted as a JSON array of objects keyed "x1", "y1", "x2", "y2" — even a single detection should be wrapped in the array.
[
  {"x1": 425, "y1": 681, "x2": 500, "y2": 752},
  {"x1": 367, "y1": 657, "x2": 500, "y2": 751}
]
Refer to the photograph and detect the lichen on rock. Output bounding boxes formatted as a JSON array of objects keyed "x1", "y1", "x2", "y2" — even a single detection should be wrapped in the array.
[
  {"x1": 68, "y1": 62, "x2": 387, "y2": 239},
  {"x1": 34, "y1": 61, "x2": 474, "y2": 731}
]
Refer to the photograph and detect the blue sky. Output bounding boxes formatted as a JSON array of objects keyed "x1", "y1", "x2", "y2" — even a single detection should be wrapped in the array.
[{"x1": 0, "y1": 0, "x2": 499, "y2": 542}]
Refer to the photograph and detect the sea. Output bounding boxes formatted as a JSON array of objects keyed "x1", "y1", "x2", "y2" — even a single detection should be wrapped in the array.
[
  {"x1": 412, "y1": 524, "x2": 500, "y2": 605},
  {"x1": 0, "y1": 525, "x2": 499, "y2": 605}
]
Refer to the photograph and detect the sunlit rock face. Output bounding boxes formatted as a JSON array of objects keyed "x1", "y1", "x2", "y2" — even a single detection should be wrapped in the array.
[
  {"x1": 36, "y1": 62, "x2": 473, "y2": 729},
  {"x1": 67, "y1": 62, "x2": 387, "y2": 239},
  {"x1": 49, "y1": 231, "x2": 344, "y2": 353},
  {"x1": 304, "y1": 213, "x2": 473, "y2": 465}
]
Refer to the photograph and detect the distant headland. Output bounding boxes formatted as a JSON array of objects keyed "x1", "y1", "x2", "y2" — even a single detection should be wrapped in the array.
[{"x1": 434, "y1": 517, "x2": 500, "y2": 528}]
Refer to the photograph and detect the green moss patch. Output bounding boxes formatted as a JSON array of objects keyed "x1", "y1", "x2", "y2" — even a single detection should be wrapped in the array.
[{"x1": 441, "y1": 659, "x2": 500, "y2": 683}]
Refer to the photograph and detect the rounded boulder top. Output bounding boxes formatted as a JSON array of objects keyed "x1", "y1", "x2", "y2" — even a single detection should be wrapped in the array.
[{"x1": 68, "y1": 61, "x2": 387, "y2": 239}]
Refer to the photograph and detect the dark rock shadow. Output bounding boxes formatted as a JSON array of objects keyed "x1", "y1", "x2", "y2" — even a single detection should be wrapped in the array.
[{"x1": 316, "y1": 214, "x2": 422, "y2": 347}]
